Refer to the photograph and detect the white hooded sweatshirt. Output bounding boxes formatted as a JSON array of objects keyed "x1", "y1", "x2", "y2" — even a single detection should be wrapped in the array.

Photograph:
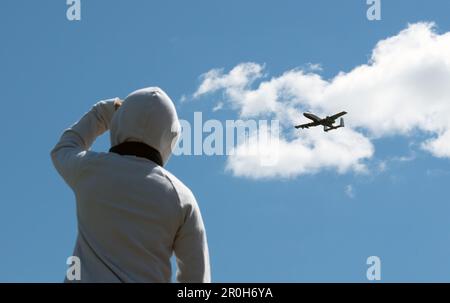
[{"x1": 51, "y1": 87, "x2": 210, "y2": 283}]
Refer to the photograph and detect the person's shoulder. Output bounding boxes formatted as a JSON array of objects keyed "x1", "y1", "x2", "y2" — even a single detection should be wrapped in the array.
[
  {"x1": 158, "y1": 167, "x2": 197, "y2": 207},
  {"x1": 78, "y1": 150, "x2": 117, "y2": 167}
]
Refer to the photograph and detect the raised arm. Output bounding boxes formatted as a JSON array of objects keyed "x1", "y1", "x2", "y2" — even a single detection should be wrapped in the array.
[{"x1": 50, "y1": 98, "x2": 121, "y2": 188}]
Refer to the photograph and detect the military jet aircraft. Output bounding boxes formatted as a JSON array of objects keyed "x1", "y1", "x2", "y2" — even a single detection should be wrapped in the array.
[{"x1": 295, "y1": 111, "x2": 347, "y2": 132}]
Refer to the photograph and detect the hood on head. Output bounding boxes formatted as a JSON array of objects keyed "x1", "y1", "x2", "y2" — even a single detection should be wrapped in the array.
[{"x1": 110, "y1": 87, "x2": 181, "y2": 166}]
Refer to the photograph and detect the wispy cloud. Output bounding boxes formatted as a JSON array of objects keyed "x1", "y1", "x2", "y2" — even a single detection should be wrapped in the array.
[
  {"x1": 391, "y1": 153, "x2": 416, "y2": 162},
  {"x1": 306, "y1": 63, "x2": 323, "y2": 72},
  {"x1": 426, "y1": 168, "x2": 450, "y2": 177},
  {"x1": 212, "y1": 102, "x2": 224, "y2": 112},
  {"x1": 179, "y1": 94, "x2": 188, "y2": 103},
  {"x1": 377, "y1": 152, "x2": 417, "y2": 173},
  {"x1": 345, "y1": 185, "x2": 355, "y2": 199}
]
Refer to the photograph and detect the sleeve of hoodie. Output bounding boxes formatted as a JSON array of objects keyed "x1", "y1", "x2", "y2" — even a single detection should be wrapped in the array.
[
  {"x1": 50, "y1": 99, "x2": 119, "y2": 188},
  {"x1": 173, "y1": 188, "x2": 211, "y2": 283}
]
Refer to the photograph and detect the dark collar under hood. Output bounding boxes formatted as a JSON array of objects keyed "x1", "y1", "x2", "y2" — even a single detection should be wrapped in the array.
[{"x1": 109, "y1": 141, "x2": 163, "y2": 166}]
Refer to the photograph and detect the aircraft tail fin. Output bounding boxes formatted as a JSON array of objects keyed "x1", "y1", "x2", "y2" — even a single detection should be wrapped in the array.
[{"x1": 324, "y1": 118, "x2": 345, "y2": 132}]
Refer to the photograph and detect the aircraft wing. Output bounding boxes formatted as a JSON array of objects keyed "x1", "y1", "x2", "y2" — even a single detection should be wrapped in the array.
[
  {"x1": 328, "y1": 111, "x2": 347, "y2": 121},
  {"x1": 295, "y1": 121, "x2": 320, "y2": 129}
]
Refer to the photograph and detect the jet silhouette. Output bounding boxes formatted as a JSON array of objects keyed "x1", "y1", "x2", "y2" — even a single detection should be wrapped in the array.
[{"x1": 295, "y1": 111, "x2": 347, "y2": 132}]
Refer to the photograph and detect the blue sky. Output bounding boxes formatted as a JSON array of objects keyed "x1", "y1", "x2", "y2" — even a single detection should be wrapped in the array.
[{"x1": 1, "y1": 0, "x2": 450, "y2": 282}]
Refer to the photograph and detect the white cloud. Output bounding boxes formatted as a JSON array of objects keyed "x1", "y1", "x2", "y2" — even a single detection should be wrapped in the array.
[
  {"x1": 226, "y1": 127, "x2": 373, "y2": 179},
  {"x1": 193, "y1": 22, "x2": 450, "y2": 179},
  {"x1": 422, "y1": 130, "x2": 450, "y2": 158},
  {"x1": 193, "y1": 63, "x2": 264, "y2": 99},
  {"x1": 391, "y1": 153, "x2": 416, "y2": 162}
]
